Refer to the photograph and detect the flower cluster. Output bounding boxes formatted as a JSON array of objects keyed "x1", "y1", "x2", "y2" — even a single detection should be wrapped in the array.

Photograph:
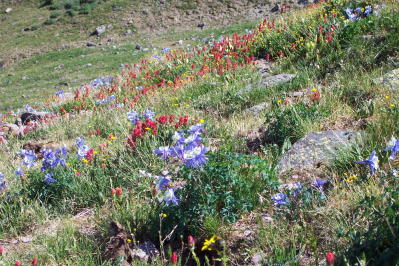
[
  {"x1": 0, "y1": 172, "x2": 7, "y2": 192},
  {"x1": 76, "y1": 137, "x2": 94, "y2": 162},
  {"x1": 96, "y1": 95, "x2": 116, "y2": 105},
  {"x1": 152, "y1": 170, "x2": 179, "y2": 206},
  {"x1": 345, "y1": 5, "x2": 372, "y2": 21},
  {"x1": 153, "y1": 123, "x2": 209, "y2": 168}
]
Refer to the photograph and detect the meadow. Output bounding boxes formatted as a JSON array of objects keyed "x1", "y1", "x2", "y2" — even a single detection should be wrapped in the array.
[{"x1": 0, "y1": 0, "x2": 399, "y2": 265}]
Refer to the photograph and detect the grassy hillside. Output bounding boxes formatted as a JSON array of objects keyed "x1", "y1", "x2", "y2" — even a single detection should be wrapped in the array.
[{"x1": 0, "y1": 0, "x2": 399, "y2": 265}]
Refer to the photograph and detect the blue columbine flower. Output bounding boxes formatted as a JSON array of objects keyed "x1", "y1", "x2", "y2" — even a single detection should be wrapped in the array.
[
  {"x1": 76, "y1": 137, "x2": 90, "y2": 160},
  {"x1": 163, "y1": 188, "x2": 179, "y2": 206},
  {"x1": 20, "y1": 149, "x2": 37, "y2": 169},
  {"x1": 187, "y1": 123, "x2": 204, "y2": 134},
  {"x1": 385, "y1": 137, "x2": 399, "y2": 160},
  {"x1": 312, "y1": 179, "x2": 328, "y2": 190},
  {"x1": 153, "y1": 55, "x2": 161, "y2": 60},
  {"x1": 184, "y1": 132, "x2": 202, "y2": 148},
  {"x1": 271, "y1": 193, "x2": 287, "y2": 207},
  {"x1": 172, "y1": 131, "x2": 185, "y2": 144},
  {"x1": 364, "y1": 5, "x2": 372, "y2": 15},
  {"x1": 155, "y1": 175, "x2": 170, "y2": 191},
  {"x1": 41, "y1": 146, "x2": 68, "y2": 171},
  {"x1": 24, "y1": 104, "x2": 36, "y2": 113},
  {"x1": 43, "y1": 172, "x2": 57, "y2": 184},
  {"x1": 127, "y1": 110, "x2": 140, "y2": 124},
  {"x1": 356, "y1": 151, "x2": 379, "y2": 174},
  {"x1": 0, "y1": 173, "x2": 6, "y2": 191},
  {"x1": 161, "y1": 47, "x2": 171, "y2": 53},
  {"x1": 55, "y1": 90, "x2": 65, "y2": 97},
  {"x1": 153, "y1": 146, "x2": 172, "y2": 160},
  {"x1": 182, "y1": 145, "x2": 209, "y2": 168},
  {"x1": 142, "y1": 109, "x2": 156, "y2": 120},
  {"x1": 15, "y1": 168, "x2": 24, "y2": 177}
]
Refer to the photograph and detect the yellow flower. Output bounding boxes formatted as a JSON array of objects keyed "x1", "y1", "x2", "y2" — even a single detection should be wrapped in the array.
[
  {"x1": 107, "y1": 141, "x2": 112, "y2": 145},
  {"x1": 172, "y1": 104, "x2": 179, "y2": 107},
  {"x1": 201, "y1": 235, "x2": 220, "y2": 251},
  {"x1": 19, "y1": 197, "x2": 24, "y2": 201},
  {"x1": 160, "y1": 213, "x2": 167, "y2": 218},
  {"x1": 277, "y1": 99, "x2": 283, "y2": 103},
  {"x1": 390, "y1": 103, "x2": 396, "y2": 108},
  {"x1": 145, "y1": 127, "x2": 151, "y2": 131},
  {"x1": 311, "y1": 88, "x2": 318, "y2": 92},
  {"x1": 385, "y1": 95, "x2": 390, "y2": 99},
  {"x1": 345, "y1": 175, "x2": 358, "y2": 182},
  {"x1": 102, "y1": 158, "x2": 107, "y2": 161},
  {"x1": 81, "y1": 158, "x2": 88, "y2": 164},
  {"x1": 127, "y1": 239, "x2": 132, "y2": 243},
  {"x1": 186, "y1": 104, "x2": 191, "y2": 107},
  {"x1": 94, "y1": 151, "x2": 98, "y2": 154},
  {"x1": 199, "y1": 119, "x2": 205, "y2": 124}
]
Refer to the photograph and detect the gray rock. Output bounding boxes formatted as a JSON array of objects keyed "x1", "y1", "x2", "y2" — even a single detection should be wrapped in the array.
[
  {"x1": 94, "y1": 25, "x2": 106, "y2": 36},
  {"x1": 5, "y1": 8, "x2": 12, "y2": 13},
  {"x1": 21, "y1": 76, "x2": 29, "y2": 80},
  {"x1": 131, "y1": 241, "x2": 159, "y2": 262},
  {"x1": 135, "y1": 44, "x2": 142, "y2": 50},
  {"x1": 277, "y1": 130, "x2": 361, "y2": 178},
  {"x1": 125, "y1": 29, "x2": 132, "y2": 35},
  {"x1": 243, "y1": 102, "x2": 269, "y2": 115},
  {"x1": 86, "y1": 41, "x2": 97, "y2": 47},
  {"x1": 252, "y1": 252, "x2": 265, "y2": 265},
  {"x1": 86, "y1": 63, "x2": 92, "y2": 67},
  {"x1": 262, "y1": 73, "x2": 296, "y2": 87},
  {"x1": 142, "y1": 9, "x2": 149, "y2": 15},
  {"x1": 374, "y1": 68, "x2": 399, "y2": 91}
]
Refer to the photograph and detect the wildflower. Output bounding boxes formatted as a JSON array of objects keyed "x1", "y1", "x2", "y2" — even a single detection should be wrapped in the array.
[
  {"x1": 127, "y1": 110, "x2": 140, "y2": 124},
  {"x1": 116, "y1": 187, "x2": 123, "y2": 196},
  {"x1": 392, "y1": 170, "x2": 398, "y2": 177},
  {"x1": 188, "y1": 235, "x2": 195, "y2": 247},
  {"x1": 326, "y1": 252, "x2": 335, "y2": 265},
  {"x1": 76, "y1": 137, "x2": 91, "y2": 160},
  {"x1": 111, "y1": 188, "x2": 116, "y2": 195},
  {"x1": 182, "y1": 145, "x2": 209, "y2": 168},
  {"x1": 163, "y1": 188, "x2": 179, "y2": 206},
  {"x1": 160, "y1": 213, "x2": 167, "y2": 218},
  {"x1": 153, "y1": 146, "x2": 172, "y2": 160},
  {"x1": 170, "y1": 252, "x2": 178, "y2": 264},
  {"x1": 32, "y1": 257, "x2": 38, "y2": 265},
  {"x1": 43, "y1": 173, "x2": 57, "y2": 184},
  {"x1": 100, "y1": 163, "x2": 106, "y2": 168},
  {"x1": 313, "y1": 179, "x2": 328, "y2": 190},
  {"x1": 188, "y1": 123, "x2": 204, "y2": 134},
  {"x1": 20, "y1": 149, "x2": 37, "y2": 169},
  {"x1": 75, "y1": 171, "x2": 81, "y2": 176},
  {"x1": 0, "y1": 245, "x2": 4, "y2": 255},
  {"x1": 15, "y1": 260, "x2": 21, "y2": 266},
  {"x1": 199, "y1": 119, "x2": 205, "y2": 124},
  {"x1": 386, "y1": 137, "x2": 399, "y2": 160},
  {"x1": 161, "y1": 47, "x2": 171, "y2": 53},
  {"x1": 142, "y1": 109, "x2": 156, "y2": 120},
  {"x1": 155, "y1": 175, "x2": 170, "y2": 190},
  {"x1": 15, "y1": 168, "x2": 24, "y2": 177},
  {"x1": 201, "y1": 235, "x2": 220, "y2": 251},
  {"x1": 271, "y1": 193, "x2": 287, "y2": 206},
  {"x1": 356, "y1": 151, "x2": 379, "y2": 174},
  {"x1": 345, "y1": 175, "x2": 358, "y2": 182}
]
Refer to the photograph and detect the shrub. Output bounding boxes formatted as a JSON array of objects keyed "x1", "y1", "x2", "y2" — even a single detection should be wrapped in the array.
[
  {"x1": 264, "y1": 103, "x2": 331, "y2": 146},
  {"x1": 30, "y1": 24, "x2": 40, "y2": 31},
  {"x1": 50, "y1": 11, "x2": 62, "y2": 18},
  {"x1": 43, "y1": 18, "x2": 56, "y2": 25},
  {"x1": 65, "y1": 9, "x2": 76, "y2": 16},
  {"x1": 160, "y1": 151, "x2": 276, "y2": 237}
]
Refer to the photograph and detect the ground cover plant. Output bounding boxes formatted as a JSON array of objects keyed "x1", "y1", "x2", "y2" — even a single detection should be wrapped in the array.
[{"x1": 0, "y1": 0, "x2": 399, "y2": 265}]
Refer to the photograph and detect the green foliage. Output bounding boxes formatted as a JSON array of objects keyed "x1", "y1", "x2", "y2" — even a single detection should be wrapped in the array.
[
  {"x1": 341, "y1": 177, "x2": 399, "y2": 264},
  {"x1": 162, "y1": 152, "x2": 276, "y2": 237},
  {"x1": 50, "y1": 11, "x2": 62, "y2": 18},
  {"x1": 264, "y1": 103, "x2": 331, "y2": 146},
  {"x1": 44, "y1": 18, "x2": 56, "y2": 25}
]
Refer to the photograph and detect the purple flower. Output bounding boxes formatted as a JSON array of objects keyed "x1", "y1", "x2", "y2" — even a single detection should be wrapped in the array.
[
  {"x1": 153, "y1": 146, "x2": 172, "y2": 160},
  {"x1": 55, "y1": 90, "x2": 65, "y2": 96},
  {"x1": 20, "y1": 149, "x2": 37, "y2": 169},
  {"x1": 356, "y1": 151, "x2": 379, "y2": 174},
  {"x1": 43, "y1": 173, "x2": 57, "y2": 184},
  {"x1": 161, "y1": 47, "x2": 171, "y2": 53},
  {"x1": 385, "y1": 137, "x2": 399, "y2": 160},
  {"x1": 41, "y1": 146, "x2": 68, "y2": 171},
  {"x1": 271, "y1": 193, "x2": 287, "y2": 206},
  {"x1": 127, "y1": 110, "x2": 140, "y2": 124},
  {"x1": 142, "y1": 109, "x2": 156, "y2": 120},
  {"x1": 76, "y1": 137, "x2": 91, "y2": 160},
  {"x1": 184, "y1": 132, "x2": 202, "y2": 148},
  {"x1": 0, "y1": 173, "x2": 6, "y2": 191},
  {"x1": 155, "y1": 175, "x2": 170, "y2": 191},
  {"x1": 172, "y1": 131, "x2": 185, "y2": 144},
  {"x1": 15, "y1": 168, "x2": 24, "y2": 177},
  {"x1": 312, "y1": 179, "x2": 328, "y2": 190},
  {"x1": 183, "y1": 145, "x2": 209, "y2": 168},
  {"x1": 163, "y1": 188, "x2": 179, "y2": 206},
  {"x1": 187, "y1": 123, "x2": 204, "y2": 134}
]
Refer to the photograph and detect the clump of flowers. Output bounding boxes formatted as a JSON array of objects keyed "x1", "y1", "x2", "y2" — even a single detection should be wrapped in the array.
[
  {"x1": 153, "y1": 123, "x2": 209, "y2": 168},
  {"x1": 271, "y1": 192, "x2": 288, "y2": 207},
  {"x1": 152, "y1": 170, "x2": 179, "y2": 206},
  {"x1": 345, "y1": 5, "x2": 372, "y2": 21},
  {"x1": 19, "y1": 149, "x2": 37, "y2": 169},
  {"x1": 385, "y1": 136, "x2": 399, "y2": 160},
  {"x1": 201, "y1": 235, "x2": 222, "y2": 251},
  {"x1": 76, "y1": 137, "x2": 94, "y2": 162},
  {"x1": 0, "y1": 173, "x2": 7, "y2": 192}
]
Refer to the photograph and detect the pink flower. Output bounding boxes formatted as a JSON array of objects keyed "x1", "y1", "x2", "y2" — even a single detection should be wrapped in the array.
[
  {"x1": 326, "y1": 252, "x2": 335, "y2": 265},
  {"x1": 170, "y1": 252, "x2": 178, "y2": 264},
  {"x1": 32, "y1": 257, "x2": 38, "y2": 265},
  {"x1": 0, "y1": 245, "x2": 4, "y2": 255}
]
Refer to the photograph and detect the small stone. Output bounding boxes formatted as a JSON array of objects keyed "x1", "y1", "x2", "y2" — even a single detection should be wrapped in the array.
[
  {"x1": 94, "y1": 25, "x2": 106, "y2": 36},
  {"x1": 243, "y1": 102, "x2": 269, "y2": 115},
  {"x1": 270, "y1": 4, "x2": 279, "y2": 12},
  {"x1": 142, "y1": 9, "x2": 149, "y2": 15},
  {"x1": 21, "y1": 76, "x2": 29, "y2": 80},
  {"x1": 86, "y1": 41, "x2": 97, "y2": 47},
  {"x1": 5, "y1": 8, "x2": 12, "y2": 13},
  {"x1": 197, "y1": 22, "x2": 205, "y2": 29},
  {"x1": 125, "y1": 29, "x2": 132, "y2": 35},
  {"x1": 135, "y1": 44, "x2": 142, "y2": 50},
  {"x1": 252, "y1": 252, "x2": 265, "y2": 265},
  {"x1": 86, "y1": 63, "x2": 92, "y2": 67}
]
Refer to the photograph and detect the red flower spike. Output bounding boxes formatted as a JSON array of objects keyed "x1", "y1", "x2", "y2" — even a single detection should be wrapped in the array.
[
  {"x1": 116, "y1": 187, "x2": 123, "y2": 196},
  {"x1": 111, "y1": 188, "x2": 116, "y2": 195},
  {"x1": 0, "y1": 245, "x2": 4, "y2": 255},
  {"x1": 32, "y1": 257, "x2": 38, "y2": 265},
  {"x1": 170, "y1": 252, "x2": 178, "y2": 264},
  {"x1": 15, "y1": 261, "x2": 21, "y2": 266},
  {"x1": 326, "y1": 252, "x2": 335, "y2": 265}
]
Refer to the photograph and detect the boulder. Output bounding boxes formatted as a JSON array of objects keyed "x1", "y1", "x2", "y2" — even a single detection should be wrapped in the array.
[
  {"x1": 277, "y1": 130, "x2": 362, "y2": 179},
  {"x1": 261, "y1": 73, "x2": 296, "y2": 87},
  {"x1": 374, "y1": 68, "x2": 399, "y2": 91},
  {"x1": 5, "y1": 8, "x2": 12, "y2": 13},
  {"x1": 93, "y1": 25, "x2": 106, "y2": 36},
  {"x1": 243, "y1": 102, "x2": 269, "y2": 115}
]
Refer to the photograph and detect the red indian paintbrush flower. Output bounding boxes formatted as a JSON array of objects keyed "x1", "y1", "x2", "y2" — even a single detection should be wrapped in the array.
[
  {"x1": 170, "y1": 252, "x2": 178, "y2": 264},
  {"x1": 32, "y1": 257, "x2": 38, "y2": 265},
  {"x1": 326, "y1": 252, "x2": 335, "y2": 265},
  {"x1": 0, "y1": 245, "x2": 4, "y2": 255}
]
